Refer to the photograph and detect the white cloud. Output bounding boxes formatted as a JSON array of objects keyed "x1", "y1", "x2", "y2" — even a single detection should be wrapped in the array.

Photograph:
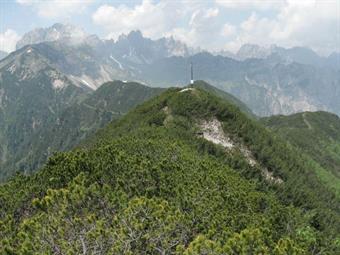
[
  {"x1": 0, "y1": 29, "x2": 21, "y2": 53},
  {"x1": 221, "y1": 23, "x2": 236, "y2": 37},
  {"x1": 92, "y1": 0, "x2": 178, "y2": 39},
  {"x1": 216, "y1": 0, "x2": 285, "y2": 10},
  {"x1": 91, "y1": 0, "x2": 338, "y2": 54},
  {"x1": 93, "y1": 0, "x2": 222, "y2": 50},
  {"x1": 177, "y1": 8, "x2": 222, "y2": 49},
  {"x1": 223, "y1": 0, "x2": 340, "y2": 55},
  {"x1": 204, "y1": 8, "x2": 219, "y2": 18},
  {"x1": 17, "y1": 0, "x2": 95, "y2": 18}
]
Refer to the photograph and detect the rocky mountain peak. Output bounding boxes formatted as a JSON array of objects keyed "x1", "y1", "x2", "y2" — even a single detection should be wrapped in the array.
[
  {"x1": 126, "y1": 30, "x2": 144, "y2": 41},
  {"x1": 16, "y1": 23, "x2": 88, "y2": 50},
  {"x1": 236, "y1": 44, "x2": 271, "y2": 60},
  {"x1": 116, "y1": 30, "x2": 145, "y2": 44}
]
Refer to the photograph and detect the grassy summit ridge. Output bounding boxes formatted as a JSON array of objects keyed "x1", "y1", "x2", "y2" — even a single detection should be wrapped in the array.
[{"x1": 0, "y1": 82, "x2": 339, "y2": 254}]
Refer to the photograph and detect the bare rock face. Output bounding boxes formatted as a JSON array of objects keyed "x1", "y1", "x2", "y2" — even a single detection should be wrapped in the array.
[
  {"x1": 16, "y1": 23, "x2": 87, "y2": 50},
  {"x1": 199, "y1": 118, "x2": 283, "y2": 184},
  {"x1": 199, "y1": 118, "x2": 234, "y2": 149},
  {"x1": 236, "y1": 44, "x2": 272, "y2": 60}
]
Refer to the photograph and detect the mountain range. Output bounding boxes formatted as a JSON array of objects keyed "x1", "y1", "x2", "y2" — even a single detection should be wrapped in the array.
[
  {"x1": 220, "y1": 43, "x2": 340, "y2": 68},
  {"x1": 1, "y1": 23, "x2": 338, "y2": 118}
]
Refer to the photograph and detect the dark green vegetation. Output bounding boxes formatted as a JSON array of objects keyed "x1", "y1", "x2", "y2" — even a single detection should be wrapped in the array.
[
  {"x1": 192, "y1": 80, "x2": 255, "y2": 118},
  {"x1": 262, "y1": 111, "x2": 340, "y2": 197},
  {"x1": 0, "y1": 78, "x2": 163, "y2": 181},
  {"x1": 1, "y1": 82, "x2": 339, "y2": 254},
  {"x1": 0, "y1": 54, "x2": 85, "y2": 181}
]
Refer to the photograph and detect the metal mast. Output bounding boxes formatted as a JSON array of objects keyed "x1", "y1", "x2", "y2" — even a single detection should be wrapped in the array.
[{"x1": 190, "y1": 62, "x2": 194, "y2": 85}]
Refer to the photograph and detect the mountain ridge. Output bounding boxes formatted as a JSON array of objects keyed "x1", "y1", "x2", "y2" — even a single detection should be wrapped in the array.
[
  {"x1": 1, "y1": 82, "x2": 339, "y2": 253},
  {"x1": 0, "y1": 80, "x2": 164, "y2": 181}
]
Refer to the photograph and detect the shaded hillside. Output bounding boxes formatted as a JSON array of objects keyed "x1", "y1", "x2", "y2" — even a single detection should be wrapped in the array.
[
  {"x1": 0, "y1": 45, "x2": 88, "y2": 180},
  {"x1": 0, "y1": 80, "x2": 163, "y2": 181},
  {"x1": 192, "y1": 80, "x2": 255, "y2": 118},
  {"x1": 1, "y1": 83, "x2": 339, "y2": 254},
  {"x1": 262, "y1": 111, "x2": 340, "y2": 196}
]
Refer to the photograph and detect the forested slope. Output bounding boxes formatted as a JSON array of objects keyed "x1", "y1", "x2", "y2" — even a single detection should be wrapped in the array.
[
  {"x1": 0, "y1": 83, "x2": 339, "y2": 254},
  {"x1": 262, "y1": 111, "x2": 340, "y2": 197},
  {"x1": 192, "y1": 80, "x2": 255, "y2": 118},
  {"x1": 0, "y1": 80, "x2": 163, "y2": 181}
]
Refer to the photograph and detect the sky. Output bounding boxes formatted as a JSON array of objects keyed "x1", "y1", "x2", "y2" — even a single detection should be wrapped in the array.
[{"x1": 0, "y1": 0, "x2": 339, "y2": 56}]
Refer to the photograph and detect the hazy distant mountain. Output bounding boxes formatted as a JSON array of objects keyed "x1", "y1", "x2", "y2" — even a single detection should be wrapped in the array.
[
  {"x1": 17, "y1": 23, "x2": 192, "y2": 62},
  {"x1": 327, "y1": 52, "x2": 340, "y2": 70},
  {"x1": 27, "y1": 41, "x2": 126, "y2": 90},
  {"x1": 236, "y1": 44, "x2": 272, "y2": 60},
  {"x1": 235, "y1": 44, "x2": 340, "y2": 70},
  {"x1": 111, "y1": 30, "x2": 192, "y2": 64},
  {"x1": 14, "y1": 24, "x2": 195, "y2": 89},
  {"x1": 136, "y1": 52, "x2": 340, "y2": 116},
  {"x1": 0, "y1": 51, "x2": 8, "y2": 60},
  {"x1": 213, "y1": 49, "x2": 236, "y2": 59},
  {"x1": 274, "y1": 46, "x2": 324, "y2": 66},
  {"x1": 16, "y1": 23, "x2": 88, "y2": 50}
]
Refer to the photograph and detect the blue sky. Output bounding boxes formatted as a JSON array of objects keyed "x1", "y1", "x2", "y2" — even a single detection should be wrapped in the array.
[{"x1": 0, "y1": 0, "x2": 339, "y2": 55}]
